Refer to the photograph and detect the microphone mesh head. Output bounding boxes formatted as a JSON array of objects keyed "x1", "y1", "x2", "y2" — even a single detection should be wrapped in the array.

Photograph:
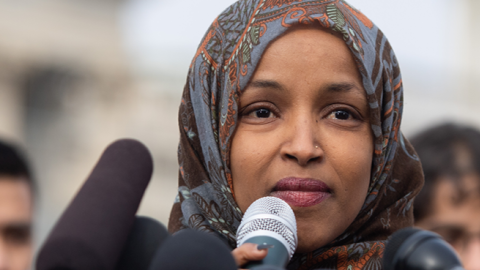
[{"x1": 236, "y1": 197, "x2": 297, "y2": 258}]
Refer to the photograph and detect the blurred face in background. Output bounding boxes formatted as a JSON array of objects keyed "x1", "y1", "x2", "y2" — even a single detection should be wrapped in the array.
[
  {"x1": 0, "y1": 178, "x2": 33, "y2": 270},
  {"x1": 415, "y1": 172, "x2": 480, "y2": 270}
]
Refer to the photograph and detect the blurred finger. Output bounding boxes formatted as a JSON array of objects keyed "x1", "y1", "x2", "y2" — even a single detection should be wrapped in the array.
[{"x1": 231, "y1": 243, "x2": 268, "y2": 267}]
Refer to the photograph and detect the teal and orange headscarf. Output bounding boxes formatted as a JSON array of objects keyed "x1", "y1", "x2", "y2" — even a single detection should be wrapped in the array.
[{"x1": 168, "y1": 0, "x2": 424, "y2": 269}]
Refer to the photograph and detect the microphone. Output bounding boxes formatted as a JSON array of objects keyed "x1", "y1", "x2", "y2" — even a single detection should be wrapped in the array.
[
  {"x1": 236, "y1": 196, "x2": 297, "y2": 269},
  {"x1": 148, "y1": 229, "x2": 237, "y2": 270},
  {"x1": 115, "y1": 216, "x2": 170, "y2": 270},
  {"x1": 383, "y1": 227, "x2": 464, "y2": 270},
  {"x1": 250, "y1": 267, "x2": 285, "y2": 270},
  {"x1": 37, "y1": 139, "x2": 154, "y2": 270}
]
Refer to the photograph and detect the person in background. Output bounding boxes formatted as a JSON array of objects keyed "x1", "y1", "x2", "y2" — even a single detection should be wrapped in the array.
[
  {"x1": 411, "y1": 123, "x2": 480, "y2": 270},
  {"x1": 0, "y1": 140, "x2": 34, "y2": 270}
]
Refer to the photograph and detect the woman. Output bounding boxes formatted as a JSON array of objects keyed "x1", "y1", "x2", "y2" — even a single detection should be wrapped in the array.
[{"x1": 168, "y1": 0, "x2": 424, "y2": 269}]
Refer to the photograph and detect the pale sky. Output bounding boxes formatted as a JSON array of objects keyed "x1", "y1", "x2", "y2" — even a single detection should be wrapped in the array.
[
  {"x1": 120, "y1": 0, "x2": 465, "y2": 98},
  {"x1": 120, "y1": 0, "x2": 236, "y2": 79}
]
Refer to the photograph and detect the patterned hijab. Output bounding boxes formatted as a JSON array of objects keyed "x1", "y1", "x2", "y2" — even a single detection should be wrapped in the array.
[{"x1": 168, "y1": 0, "x2": 424, "y2": 269}]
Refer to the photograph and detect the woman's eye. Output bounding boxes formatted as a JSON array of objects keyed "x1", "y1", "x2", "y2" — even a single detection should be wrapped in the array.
[
  {"x1": 328, "y1": 110, "x2": 353, "y2": 120},
  {"x1": 240, "y1": 103, "x2": 278, "y2": 124},
  {"x1": 250, "y1": 108, "x2": 274, "y2": 118}
]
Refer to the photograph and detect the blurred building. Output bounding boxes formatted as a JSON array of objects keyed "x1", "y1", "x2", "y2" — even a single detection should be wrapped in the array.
[{"x1": 0, "y1": 0, "x2": 180, "y2": 253}]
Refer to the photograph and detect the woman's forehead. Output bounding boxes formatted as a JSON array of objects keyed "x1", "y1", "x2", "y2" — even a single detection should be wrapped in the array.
[
  {"x1": 264, "y1": 26, "x2": 351, "y2": 59},
  {"x1": 240, "y1": 26, "x2": 366, "y2": 99}
]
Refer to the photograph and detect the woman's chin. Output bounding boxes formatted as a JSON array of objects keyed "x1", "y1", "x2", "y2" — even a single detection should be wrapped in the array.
[
  {"x1": 294, "y1": 217, "x2": 342, "y2": 253},
  {"x1": 295, "y1": 241, "x2": 326, "y2": 253},
  {"x1": 295, "y1": 233, "x2": 331, "y2": 253}
]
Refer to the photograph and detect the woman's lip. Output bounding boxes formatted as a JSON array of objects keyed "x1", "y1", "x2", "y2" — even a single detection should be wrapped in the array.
[
  {"x1": 271, "y1": 191, "x2": 331, "y2": 207},
  {"x1": 271, "y1": 178, "x2": 331, "y2": 207},
  {"x1": 273, "y1": 177, "x2": 331, "y2": 192}
]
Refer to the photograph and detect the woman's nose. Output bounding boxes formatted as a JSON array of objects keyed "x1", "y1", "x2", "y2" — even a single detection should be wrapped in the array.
[{"x1": 280, "y1": 116, "x2": 322, "y2": 166}]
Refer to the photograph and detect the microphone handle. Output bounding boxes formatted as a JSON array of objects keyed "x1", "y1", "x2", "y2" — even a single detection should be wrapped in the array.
[{"x1": 244, "y1": 236, "x2": 288, "y2": 269}]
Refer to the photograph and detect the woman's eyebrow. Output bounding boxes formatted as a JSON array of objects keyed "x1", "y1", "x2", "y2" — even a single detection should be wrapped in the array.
[
  {"x1": 326, "y1": 82, "x2": 358, "y2": 93},
  {"x1": 247, "y1": 80, "x2": 362, "y2": 95},
  {"x1": 248, "y1": 80, "x2": 285, "y2": 91}
]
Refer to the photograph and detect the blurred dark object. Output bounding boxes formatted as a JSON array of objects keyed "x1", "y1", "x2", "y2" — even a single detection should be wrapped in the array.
[
  {"x1": 24, "y1": 65, "x2": 83, "y2": 113},
  {"x1": 36, "y1": 139, "x2": 153, "y2": 270},
  {"x1": 148, "y1": 229, "x2": 237, "y2": 270},
  {"x1": 383, "y1": 227, "x2": 463, "y2": 270},
  {"x1": 116, "y1": 216, "x2": 169, "y2": 270}
]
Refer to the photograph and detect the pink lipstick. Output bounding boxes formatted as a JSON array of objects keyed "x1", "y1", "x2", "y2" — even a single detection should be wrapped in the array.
[{"x1": 271, "y1": 177, "x2": 331, "y2": 207}]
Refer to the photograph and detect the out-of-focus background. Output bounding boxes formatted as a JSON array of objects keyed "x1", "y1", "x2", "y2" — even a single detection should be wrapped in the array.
[{"x1": 0, "y1": 0, "x2": 479, "y2": 262}]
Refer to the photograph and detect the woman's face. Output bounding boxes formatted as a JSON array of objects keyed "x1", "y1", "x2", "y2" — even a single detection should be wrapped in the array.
[{"x1": 230, "y1": 26, "x2": 373, "y2": 252}]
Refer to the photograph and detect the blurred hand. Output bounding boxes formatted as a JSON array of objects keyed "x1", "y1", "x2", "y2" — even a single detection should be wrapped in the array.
[{"x1": 231, "y1": 243, "x2": 268, "y2": 270}]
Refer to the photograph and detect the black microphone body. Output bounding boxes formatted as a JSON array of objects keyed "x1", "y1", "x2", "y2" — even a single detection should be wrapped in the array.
[
  {"x1": 383, "y1": 228, "x2": 464, "y2": 270},
  {"x1": 148, "y1": 229, "x2": 237, "y2": 270},
  {"x1": 37, "y1": 139, "x2": 153, "y2": 270},
  {"x1": 250, "y1": 266, "x2": 285, "y2": 270},
  {"x1": 115, "y1": 216, "x2": 170, "y2": 270}
]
